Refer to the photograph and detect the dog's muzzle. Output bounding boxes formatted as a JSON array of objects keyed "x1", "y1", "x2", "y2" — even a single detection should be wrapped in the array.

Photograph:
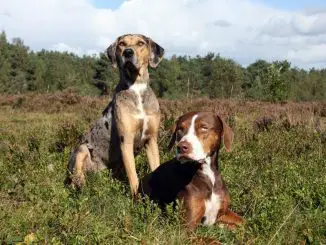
[
  {"x1": 176, "y1": 141, "x2": 195, "y2": 162},
  {"x1": 123, "y1": 48, "x2": 134, "y2": 58},
  {"x1": 121, "y1": 48, "x2": 138, "y2": 69}
]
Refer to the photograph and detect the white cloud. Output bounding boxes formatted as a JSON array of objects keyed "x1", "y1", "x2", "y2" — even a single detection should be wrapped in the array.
[
  {"x1": 0, "y1": 0, "x2": 325, "y2": 68},
  {"x1": 50, "y1": 42, "x2": 98, "y2": 56}
]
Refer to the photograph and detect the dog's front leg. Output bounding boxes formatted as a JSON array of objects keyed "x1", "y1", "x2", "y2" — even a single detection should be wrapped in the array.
[
  {"x1": 145, "y1": 136, "x2": 160, "y2": 171},
  {"x1": 145, "y1": 115, "x2": 160, "y2": 171},
  {"x1": 120, "y1": 133, "x2": 139, "y2": 196}
]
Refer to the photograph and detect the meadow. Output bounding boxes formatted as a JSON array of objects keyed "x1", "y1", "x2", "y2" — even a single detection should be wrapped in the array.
[{"x1": 1, "y1": 92, "x2": 325, "y2": 244}]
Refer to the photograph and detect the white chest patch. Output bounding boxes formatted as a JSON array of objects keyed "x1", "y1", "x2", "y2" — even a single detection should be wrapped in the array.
[
  {"x1": 201, "y1": 158, "x2": 215, "y2": 185},
  {"x1": 202, "y1": 157, "x2": 221, "y2": 226},
  {"x1": 203, "y1": 192, "x2": 221, "y2": 226},
  {"x1": 130, "y1": 83, "x2": 148, "y2": 139}
]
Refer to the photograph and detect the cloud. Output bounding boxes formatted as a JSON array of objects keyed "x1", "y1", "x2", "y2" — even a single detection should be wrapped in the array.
[
  {"x1": 50, "y1": 43, "x2": 98, "y2": 56},
  {"x1": 262, "y1": 11, "x2": 326, "y2": 37},
  {"x1": 212, "y1": 20, "x2": 232, "y2": 27},
  {"x1": 0, "y1": 0, "x2": 325, "y2": 68},
  {"x1": 292, "y1": 12, "x2": 326, "y2": 36},
  {"x1": 0, "y1": 11, "x2": 11, "y2": 17}
]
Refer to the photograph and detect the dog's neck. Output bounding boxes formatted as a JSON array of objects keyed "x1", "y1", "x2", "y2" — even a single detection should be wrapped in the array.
[
  {"x1": 179, "y1": 151, "x2": 219, "y2": 170},
  {"x1": 199, "y1": 151, "x2": 220, "y2": 171},
  {"x1": 209, "y1": 151, "x2": 219, "y2": 168},
  {"x1": 119, "y1": 65, "x2": 150, "y2": 89}
]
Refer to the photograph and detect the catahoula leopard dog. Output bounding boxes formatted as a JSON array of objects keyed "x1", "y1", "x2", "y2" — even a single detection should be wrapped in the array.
[{"x1": 66, "y1": 34, "x2": 164, "y2": 196}]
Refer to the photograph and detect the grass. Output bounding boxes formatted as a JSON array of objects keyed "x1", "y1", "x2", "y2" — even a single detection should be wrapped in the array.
[{"x1": 0, "y1": 93, "x2": 325, "y2": 244}]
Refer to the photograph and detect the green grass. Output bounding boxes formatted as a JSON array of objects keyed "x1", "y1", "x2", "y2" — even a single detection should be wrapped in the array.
[{"x1": 0, "y1": 103, "x2": 325, "y2": 244}]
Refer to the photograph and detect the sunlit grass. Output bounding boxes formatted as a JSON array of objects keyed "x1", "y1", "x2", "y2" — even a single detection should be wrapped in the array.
[{"x1": 1, "y1": 97, "x2": 325, "y2": 244}]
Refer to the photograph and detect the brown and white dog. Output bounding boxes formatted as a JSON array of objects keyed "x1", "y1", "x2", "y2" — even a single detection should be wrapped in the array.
[
  {"x1": 66, "y1": 34, "x2": 164, "y2": 196},
  {"x1": 139, "y1": 111, "x2": 243, "y2": 230}
]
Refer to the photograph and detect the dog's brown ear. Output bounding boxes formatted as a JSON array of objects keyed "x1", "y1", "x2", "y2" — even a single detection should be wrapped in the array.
[
  {"x1": 106, "y1": 39, "x2": 118, "y2": 68},
  {"x1": 217, "y1": 115, "x2": 233, "y2": 152},
  {"x1": 168, "y1": 122, "x2": 177, "y2": 150},
  {"x1": 147, "y1": 37, "x2": 164, "y2": 68}
]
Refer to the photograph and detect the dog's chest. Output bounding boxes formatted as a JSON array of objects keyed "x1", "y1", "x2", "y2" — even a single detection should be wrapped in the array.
[
  {"x1": 130, "y1": 84, "x2": 147, "y2": 118},
  {"x1": 201, "y1": 164, "x2": 221, "y2": 226},
  {"x1": 129, "y1": 83, "x2": 151, "y2": 139}
]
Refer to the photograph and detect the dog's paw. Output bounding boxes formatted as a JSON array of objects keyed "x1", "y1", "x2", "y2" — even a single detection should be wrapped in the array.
[
  {"x1": 132, "y1": 192, "x2": 142, "y2": 202},
  {"x1": 216, "y1": 210, "x2": 244, "y2": 230},
  {"x1": 65, "y1": 173, "x2": 86, "y2": 190}
]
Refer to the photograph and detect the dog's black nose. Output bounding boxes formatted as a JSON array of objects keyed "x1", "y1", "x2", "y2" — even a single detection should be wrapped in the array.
[{"x1": 123, "y1": 48, "x2": 134, "y2": 58}]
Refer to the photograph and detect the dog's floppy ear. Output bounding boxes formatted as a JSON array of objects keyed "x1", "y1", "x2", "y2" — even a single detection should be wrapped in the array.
[
  {"x1": 216, "y1": 115, "x2": 233, "y2": 152},
  {"x1": 168, "y1": 121, "x2": 177, "y2": 150},
  {"x1": 106, "y1": 39, "x2": 118, "y2": 68},
  {"x1": 147, "y1": 37, "x2": 164, "y2": 68}
]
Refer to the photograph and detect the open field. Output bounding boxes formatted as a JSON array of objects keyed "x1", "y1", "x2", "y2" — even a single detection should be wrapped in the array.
[{"x1": 1, "y1": 93, "x2": 325, "y2": 244}]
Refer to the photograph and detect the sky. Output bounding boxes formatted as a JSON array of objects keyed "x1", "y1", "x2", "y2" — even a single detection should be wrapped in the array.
[{"x1": 1, "y1": 0, "x2": 326, "y2": 68}]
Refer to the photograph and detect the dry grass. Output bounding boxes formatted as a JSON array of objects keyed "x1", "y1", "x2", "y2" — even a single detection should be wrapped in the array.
[
  {"x1": 0, "y1": 92, "x2": 325, "y2": 244},
  {"x1": 1, "y1": 92, "x2": 324, "y2": 129}
]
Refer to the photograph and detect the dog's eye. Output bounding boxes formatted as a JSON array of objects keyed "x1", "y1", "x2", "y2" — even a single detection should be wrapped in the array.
[
  {"x1": 118, "y1": 41, "x2": 126, "y2": 47},
  {"x1": 137, "y1": 41, "x2": 145, "y2": 46},
  {"x1": 200, "y1": 126, "x2": 209, "y2": 131},
  {"x1": 176, "y1": 128, "x2": 184, "y2": 138}
]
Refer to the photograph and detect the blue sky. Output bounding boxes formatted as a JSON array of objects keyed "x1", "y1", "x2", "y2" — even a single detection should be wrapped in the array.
[
  {"x1": 260, "y1": 0, "x2": 326, "y2": 10},
  {"x1": 92, "y1": 0, "x2": 124, "y2": 9},
  {"x1": 92, "y1": 0, "x2": 326, "y2": 10}
]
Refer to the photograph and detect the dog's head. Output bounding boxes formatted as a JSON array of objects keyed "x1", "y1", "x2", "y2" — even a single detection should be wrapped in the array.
[
  {"x1": 107, "y1": 34, "x2": 164, "y2": 73},
  {"x1": 168, "y1": 111, "x2": 233, "y2": 162}
]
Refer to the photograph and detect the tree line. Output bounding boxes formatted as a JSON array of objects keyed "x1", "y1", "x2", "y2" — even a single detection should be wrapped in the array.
[{"x1": 0, "y1": 31, "x2": 325, "y2": 101}]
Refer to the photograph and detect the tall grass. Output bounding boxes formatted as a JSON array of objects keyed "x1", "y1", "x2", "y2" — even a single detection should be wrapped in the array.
[{"x1": 1, "y1": 93, "x2": 325, "y2": 244}]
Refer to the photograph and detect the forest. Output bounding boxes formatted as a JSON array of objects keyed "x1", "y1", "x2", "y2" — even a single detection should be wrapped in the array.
[{"x1": 1, "y1": 31, "x2": 325, "y2": 101}]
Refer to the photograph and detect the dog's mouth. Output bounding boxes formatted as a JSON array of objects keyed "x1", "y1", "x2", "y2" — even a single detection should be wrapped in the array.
[
  {"x1": 122, "y1": 61, "x2": 140, "y2": 78},
  {"x1": 176, "y1": 145, "x2": 208, "y2": 163},
  {"x1": 176, "y1": 153, "x2": 205, "y2": 164}
]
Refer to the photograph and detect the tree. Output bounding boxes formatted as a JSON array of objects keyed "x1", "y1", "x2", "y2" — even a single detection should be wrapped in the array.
[
  {"x1": 265, "y1": 63, "x2": 289, "y2": 102},
  {"x1": 0, "y1": 31, "x2": 11, "y2": 92},
  {"x1": 0, "y1": 32, "x2": 325, "y2": 101},
  {"x1": 93, "y1": 52, "x2": 119, "y2": 95}
]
